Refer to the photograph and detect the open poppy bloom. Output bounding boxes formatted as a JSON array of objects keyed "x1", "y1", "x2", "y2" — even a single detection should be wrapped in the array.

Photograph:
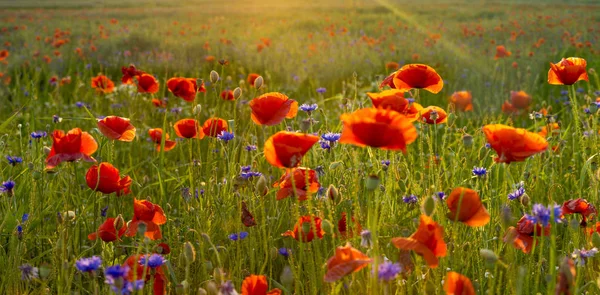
[
  {"x1": 91, "y1": 74, "x2": 115, "y2": 94},
  {"x1": 264, "y1": 131, "x2": 319, "y2": 168},
  {"x1": 446, "y1": 187, "x2": 490, "y2": 227},
  {"x1": 510, "y1": 91, "x2": 531, "y2": 109},
  {"x1": 449, "y1": 91, "x2": 473, "y2": 112},
  {"x1": 323, "y1": 243, "x2": 371, "y2": 282},
  {"x1": 136, "y1": 73, "x2": 159, "y2": 94},
  {"x1": 495, "y1": 45, "x2": 511, "y2": 59},
  {"x1": 504, "y1": 216, "x2": 550, "y2": 253},
  {"x1": 391, "y1": 215, "x2": 447, "y2": 268},
  {"x1": 0, "y1": 50, "x2": 8, "y2": 61},
  {"x1": 247, "y1": 73, "x2": 261, "y2": 86},
  {"x1": 339, "y1": 108, "x2": 418, "y2": 152},
  {"x1": 201, "y1": 117, "x2": 229, "y2": 137},
  {"x1": 221, "y1": 90, "x2": 235, "y2": 101},
  {"x1": 501, "y1": 100, "x2": 518, "y2": 115},
  {"x1": 87, "y1": 217, "x2": 126, "y2": 242},
  {"x1": 151, "y1": 98, "x2": 167, "y2": 108},
  {"x1": 482, "y1": 124, "x2": 547, "y2": 163},
  {"x1": 241, "y1": 275, "x2": 282, "y2": 295},
  {"x1": 174, "y1": 119, "x2": 204, "y2": 139},
  {"x1": 381, "y1": 64, "x2": 443, "y2": 94},
  {"x1": 121, "y1": 64, "x2": 144, "y2": 84},
  {"x1": 337, "y1": 212, "x2": 362, "y2": 239},
  {"x1": 125, "y1": 199, "x2": 167, "y2": 240},
  {"x1": 46, "y1": 128, "x2": 98, "y2": 169},
  {"x1": 123, "y1": 254, "x2": 167, "y2": 295},
  {"x1": 367, "y1": 90, "x2": 423, "y2": 121},
  {"x1": 167, "y1": 77, "x2": 200, "y2": 101},
  {"x1": 97, "y1": 116, "x2": 136, "y2": 142},
  {"x1": 548, "y1": 57, "x2": 588, "y2": 85},
  {"x1": 561, "y1": 199, "x2": 596, "y2": 227},
  {"x1": 421, "y1": 106, "x2": 448, "y2": 124},
  {"x1": 444, "y1": 272, "x2": 476, "y2": 295},
  {"x1": 249, "y1": 92, "x2": 298, "y2": 126},
  {"x1": 282, "y1": 215, "x2": 325, "y2": 242},
  {"x1": 148, "y1": 128, "x2": 177, "y2": 151},
  {"x1": 273, "y1": 167, "x2": 320, "y2": 201},
  {"x1": 86, "y1": 162, "x2": 132, "y2": 196}
]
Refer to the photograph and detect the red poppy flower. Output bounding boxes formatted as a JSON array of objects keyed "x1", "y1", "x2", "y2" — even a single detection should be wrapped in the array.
[
  {"x1": 323, "y1": 243, "x2": 371, "y2": 282},
  {"x1": 91, "y1": 75, "x2": 115, "y2": 94},
  {"x1": 449, "y1": 91, "x2": 473, "y2": 112},
  {"x1": 555, "y1": 258, "x2": 576, "y2": 295},
  {"x1": 339, "y1": 108, "x2": 418, "y2": 151},
  {"x1": 264, "y1": 131, "x2": 319, "y2": 168},
  {"x1": 247, "y1": 73, "x2": 260, "y2": 86},
  {"x1": 337, "y1": 212, "x2": 362, "y2": 239},
  {"x1": 221, "y1": 90, "x2": 235, "y2": 101},
  {"x1": 561, "y1": 199, "x2": 596, "y2": 226},
  {"x1": 148, "y1": 128, "x2": 177, "y2": 151},
  {"x1": 249, "y1": 92, "x2": 298, "y2": 126},
  {"x1": 483, "y1": 124, "x2": 548, "y2": 163},
  {"x1": 444, "y1": 272, "x2": 476, "y2": 295},
  {"x1": 155, "y1": 243, "x2": 171, "y2": 255},
  {"x1": 273, "y1": 167, "x2": 320, "y2": 201},
  {"x1": 87, "y1": 217, "x2": 126, "y2": 242},
  {"x1": 167, "y1": 77, "x2": 199, "y2": 102},
  {"x1": 201, "y1": 117, "x2": 228, "y2": 137},
  {"x1": 510, "y1": 91, "x2": 531, "y2": 109},
  {"x1": 125, "y1": 198, "x2": 167, "y2": 240},
  {"x1": 385, "y1": 61, "x2": 399, "y2": 70},
  {"x1": 421, "y1": 106, "x2": 448, "y2": 124},
  {"x1": 121, "y1": 64, "x2": 144, "y2": 84},
  {"x1": 0, "y1": 50, "x2": 8, "y2": 61},
  {"x1": 538, "y1": 123, "x2": 560, "y2": 138},
  {"x1": 282, "y1": 215, "x2": 325, "y2": 242},
  {"x1": 151, "y1": 98, "x2": 167, "y2": 108},
  {"x1": 97, "y1": 116, "x2": 136, "y2": 142},
  {"x1": 392, "y1": 215, "x2": 447, "y2": 268},
  {"x1": 381, "y1": 64, "x2": 443, "y2": 94},
  {"x1": 446, "y1": 187, "x2": 490, "y2": 227},
  {"x1": 123, "y1": 254, "x2": 166, "y2": 295},
  {"x1": 495, "y1": 45, "x2": 511, "y2": 59},
  {"x1": 86, "y1": 162, "x2": 132, "y2": 196},
  {"x1": 136, "y1": 73, "x2": 159, "y2": 94},
  {"x1": 367, "y1": 90, "x2": 423, "y2": 121},
  {"x1": 46, "y1": 128, "x2": 98, "y2": 169},
  {"x1": 241, "y1": 275, "x2": 282, "y2": 295},
  {"x1": 501, "y1": 100, "x2": 518, "y2": 115},
  {"x1": 173, "y1": 119, "x2": 204, "y2": 139},
  {"x1": 504, "y1": 216, "x2": 550, "y2": 253},
  {"x1": 548, "y1": 57, "x2": 588, "y2": 85}
]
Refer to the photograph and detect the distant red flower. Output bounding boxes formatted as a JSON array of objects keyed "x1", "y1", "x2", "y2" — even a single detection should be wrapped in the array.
[
  {"x1": 504, "y1": 216, "x2": 550, "y2": 253},
  {"x1": 148, "y1": 128, "x2": 177, "y2": 151},
  {"x1": 449, "y1": 91, "x2": 473, "y2": 112},
  {"x1": 167, "y1": 77, "x2": 200, "y2": 101},
  {"x1": 201, "y1": 117, "x2": 228, "y2": 137},
  {"x1": 220, "y1": 90, "x2": 235, "y2": 101},
  {"x1": 510, "y1": 91, "x2": 531, "y2": 109},
  {"x1": 249, "y1": 92, "x2": 298, "y2": 126},
  {"x1": 495, "y1": 45, "x2": 512, "y2": 59},
  {"x1": 273, "y1": 167, "x2": 320, "y2": 201},
  {"x1": 136, "y1": 73, "x2": 159, "y2": 94},
  {"x1": 367, "y1": 90, "x2": 423, "y2": 121},
  {"x1": 46, "y1": 128, "x2": 98, "y2": 169},
  {"x1": 392, "y1": 215, "x2": 447, "y2": 268},
  {"x1": 121, "y1": 64, "x2": 144, "y2": 84},
  {"x1": 337, "y1": 212, "x2": 362, "y2": 239},
  {"x1": 87, "y1": 217, "x2": 126, "y2": 242},
  {"x1": 173, "y1": 119, "x2": 204, "y2": 139},
  {"x1": 548, "y1": 57, "x2": 588, "y2": 85},
  {"x1": 0, "y1": 50, "x2": 8, "y2": 61},
  {"x1": 444, "y1": 272, "x2": 476, "y2": 295},
  {"x1": 421, "y1": 106, "x2": 448, "y2": 124},
  {"x1": 125, "y1": 199, "x2": 167, "y2": 240},
  {"x1": 91, "y1": 75, "x2": 115, "y2": 94},
  {"x1": 264, "y1": 131, "x2": 319, "y2": 168},
  {"x1": 97, "y1": 116, "x2": 136, "y2": 142},
  {"x1": 123, "y1": 254, "x2": 167, "y2": 295},
  {"x1": 282, "y1": 215, "x2": 325, "y2": 242},
  {"x1": 446, "y1": 187, "x2": 490, "y2": 227},
  {"x1": 85, "y1": 162, "x2": 132, "y2": 196},
  {"x1": 247, "y1": 73, "x2": 260, "y2": 86},
  {"x1": 323, "y1": 243, "x2": 371, "y2": 282}
]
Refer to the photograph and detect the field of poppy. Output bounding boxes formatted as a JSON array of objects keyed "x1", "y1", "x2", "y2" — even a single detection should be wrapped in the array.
[{"x1": 0, "y1": 0, "x2": 599, "y2": 294}]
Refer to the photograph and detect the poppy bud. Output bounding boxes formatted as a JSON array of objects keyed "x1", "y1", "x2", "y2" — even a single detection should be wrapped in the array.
[
  {"x1": 321, "y1": 219, "x2": 333, "y2": 235},
  {"x1": 193, "y1": 104, "x2": 202, "y2": 115},
  {"x1": 255, "y1": 175, "x2": 268, "y2": 196},
  {"x1": 27, "y1": 162, "x2": 34, "y2": 170},
  {"x1": 32, "y1": 171, "x2": 41, "y2": 180},
  {"x1": 204, "y1": 260, "x2": 213, "y2": 272},
  {"x1": 421, "y1": 195, "x2": 436, "y2": 216},
  {"x1": 137, "y1": 222, "x2": 147, "y2": 237},
  {"x1": 280, "y1": 265, "x2": 294, "y2": 288},
  {"x1": 233, "y1": 87, "x2": 242, "y2": 100},
  {"x1": 462, "y1": 134, "x2": 473, "y2": 147},
  {"x1": 114, "y1": 214, "x2": 125, "y2": 230},
  {"x1": 479, "y1": 249, "x2": 498, "y2": 264},
  {"x1": 589, "y1": 103, "x2": 598, "y2": 113},
  {"x1": 329, "y1": 161, "x2": 343, "y2": 170},
  {"x1": 197, "y1": 288, "x2": 208, "y2": 295},
  {"x1": 365, "y1": 174, "x2": 380, "y2": 191},
  {"x1": 592, "y1": 232, "x2": 600, "y2": 248},
  {"x1": 326, "y1": 184, "x2": 338, "y2": 201},
  {"x1": 39, "y1": 263, "x2": 51, "y2": 280},
  {"x1": 43, "y1": 146, "x2": 51, "y2": 155},
  {"x1": 501, "y1": 205, "x2": 512, "y2": 227},
  {"x1": 177, "y1": 281, "x2": 189, "y2": 295},
  {"x1": 205, "y1": 281, "x2": 218, "y2": 295},
  {"x1": 253, "y1": 76, "x2": 263, "y2": 89},
  {"x1": 184, "y1": 241, "x2": 196, "y2": 263},
  {"x1": 300, "y1": 119, "x2": 312, "y2": 132},
  {"x1": 209, "y1": 71, "x2": 219, "y2": 84},
  {"x1": 518, "y1": 193, "x2": 530, "y2": 206}
]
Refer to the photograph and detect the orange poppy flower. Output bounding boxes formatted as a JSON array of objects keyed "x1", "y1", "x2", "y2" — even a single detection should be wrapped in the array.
[
  {"x1": 87, "y1": 217, "x2": 126, "y2": 242},
  {"x1": 538, "y1": 123, "x2": 559, "y2": 137},
  {"x1": 446, "y1": 187, "x2": 490, "y2": 227},
  {"x1": 339, "y1": 108, "x2": 418, "y2": 151},
  {"x1": 97, "y1": 116, "x2": 136, "y2": 142},
  {"x1": 323, "y1": 243, "x2": 371, "y2": 282},
  {"x1": 247, "y1": 73, "x2": 260, "y2": 86},
  {"x1": 501, "y1": 100, "x2": 518, "y2": 115},
  {"x1": 449, "y1": 91, "x2": 473, "y2": 111},
  {"x1": 148, "y1": 128, "x2": 177, "y2": 151},
  {"x1": 123, "y1": 254, "x2": 167, "y2": 295},
  {"x1": 391, "y1": 215, "x2": 447, "y2": 268},
  {"x1": 273, "y1": 167, "x2": 320, "y2": 201},
  {"x1": 173, "y1": 119, "x2": 204, "y2": 139},
  {"x1": 367, "y1": 90, "x2": 423, "y2": 121},
  {"x1": 46, "y1": 128, "x2": 98, "y2": 169},
  {"x1": 385, "y1": 61, "x2": 399, "y2": 70},
  {"x1": 588, "y1": 222, "x2": 600, "y2": 235},
  {"x1": 249, "y1": 92, "x2": 298, "y2": 126},
  {"x1": 504, "y1": 216, "x2": 550, "y2": 253},
  {"x1": 241, "y1": 275, "x2": 282, "y2": 295},
  {"x1": 167, "y1": 77, "x2": 199, "y2": 102},
  {"x1": 381, "y1": 64, "x2": 443, "y2": 94},
  {"x1": 220, "y1": 90, "x2": 234, "y2": 101},
  {"x1": 548, "y1": 57, "x2": 588, "y2": 85},
  {"x1": 282, "y1": 215, "x2": 325, "y2": 242},
  {"x1": 0, "y1": 50, "x2": 8, "y2": 61},
  {"x1": 151, "y1": 98, "x2": 167, "y2": 108},
  {"x1": 121, "y1": 64, "x2": 144, "y2": 84},
  {"x1": 510, "y1": 91, "x2": 531, "y2": 109},
  {"x1": 201, "y1": 117, "x2": 229, "y2": 137},
  {"x1": 337, "y1": 212, "x2": 362, "y2": 239},
  {"x1": 561, "y1": 198, "x2": 596, "y2": 226},
  {"x1": 91, "y1": 75, "x2": 115, "y2": 94},
  {"x1": 136, "y1": 73, "x2": 159, "y2": 93},
  {"x1": 482, "y1": 124, "x2": 548, "y2": 163},
  {"x1": 85, "y1": 162, "x2": 132, "y2": 196},
  {"x1": 125, "y1": 198, "x2": 167, "y2": 240},
  {"x1": 443, "y1": 272, "x2": 476, "y2": 295},
  {"x1": 495, "y1": 45, "x2": 511, "y2": 59},
  {"x1": 421, "y1": 106, "x2": 448, "y2": 124},
  {"x1": 264, "y1": 131, "x2": 319, "y2": 168}
]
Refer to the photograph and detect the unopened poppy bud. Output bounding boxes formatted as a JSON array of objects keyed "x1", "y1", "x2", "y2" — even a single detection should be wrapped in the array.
[
  {"x1": 326, "y1": 184, "x2": 338, "y2": 201},
  {"x1": 592, "y1": 232, "x2": 600, "y2": 248},
  {"x1": 193, "y1": 104, "x2": 202, "y2": 115},
  {"x1": 365, "y1": 174, "x2": 380, "y2": 191},
  {"x1": 197, "y1": 287, "x2": 208, "y2": 295},
  {"x1": 32, "y1": 171, "x2": 41, "y2": 180},
  {"x1": 280, "y1": 265, "x2": 294, "y2": 287},
  {"x1": 518, "y1": 193, "x2": 530, "y2": 206},
  {"x1": 39, "y1": 263, "x2": 51, "y2": 280},
  {"x1": 462, "y1": 134, "x2": 473, "y2": 147},
  {"x1": 300, "y1": 119, "x2": 312, "y2": 132},
  {"x1": 479, "y1": 249, "x2": 498, "y2": 264},
  {"x1": 253, "y1": 76, "x2": 263, "y2": 89},
  {"x1": 205, "y1": 281, "x2": 218, "y2": 295},
  {"x1": 43, "y1": 146, "x2": 51, "y2": 155},
  {"x1": 329, "y1": 162, "x2": 343, "y2": 170},
  {"x1": 137, "y1": 222, "x2": 147, "y2": 237},
  {"x1": 114, "y1": 214, "x2": 125, "y2": 230},
  {"x1": 501, "y1": 205, "x2": 513, "y2": 227},
  {"x1": 209, "y1": 71, "x2": 219, "y2": 84},
  {"x1": 233, "y1": 87, "x2": 242, "y2": 100},
  {"x1": 255, "y1": 175, "x2": 268, "y2": 196},
  {"x1": 421, "y1": 195, "x2": 436, "y2": 216},
  {"x1": 184, "y1": 241, "x2": 196, "y2": 263},
  {"x1": 204, "y1": 260, "x2": 213, "y2": 272},
  {"x1": 321, "y1": 219, "x2": 333, "y2": 235},
  {"x1": 176, "y1": 282, "x2": 187, "y2": 295},
  {"x1": 27, "y1": 162, "x2": 34, "y2": 170}
]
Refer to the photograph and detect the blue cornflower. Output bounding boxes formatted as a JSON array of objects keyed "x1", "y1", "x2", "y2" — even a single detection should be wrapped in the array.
[
  {"x1": 101, "y1": 206, "x2": 109, "y2": 217},
  {"x1": 228, "y1": 233, "x2": 239, "y2": 241},
  {"x1": 526, "y1": 204, "x2": 562, "y2": 227},
  {"x1": 573, "y1": 247, "x2": 598, "y2": 266},
  {"x1": 407, "y1": 98, "x2": 415, "y2": 103},
  {"x1": 217, "y1": 131, "x2": 234, "y2": 142},
  {"x1": 228, "y1": 231, "x2": 249, "y2": 241},
  {"x1": 239, "y1": 231, "x2": 249, "y2": 239},
  {"x1": 299, "y1": 103, "x2": 318, "y2": 113},
  {"x1": 240, "y1": 171, "x2": 262, "y2": 180},
  {"x1": 245, "y1": 145, "x2": 257, "y2": 151},
  {"x1": 560, "y1": 90, "x2": 569, "y2": 96},
  {"x1": 0, "y1": 180, "x2": 15, "y2": 193},
  {"x1": 378, "y1": 261, "x2": 402, "y2": 281},
  {"x1": 321, "y1": 132, "x2": 341, "y2": 143},
  {"x1": 6, "y1": 156, "x2": 23, "y2": 166},
  {"x1": 381, "y1": 160, "x2": 391, "y2": 167},
  {"x1": 436, "y1": 191, "x2": 446, "y2": 200},
  {"x1": 472, "y1": 167, "x2": 487, "y2": 177},
  {"x1": 278, "y1": 248, "x2": 291, "y2": 258},
  {"x1": 170, "y1": 107, "x2": 182, "y2": 114},
  {"x1": 17, "y1": 225, "x2": 23, "y2": 234},
  {"x1": 30, "y1": 131, "x2": 47, "y2": 139},
  {"x1": 316, "y1": 87, "x2": 326, "y2": 93},
  {"x1": 241, "y1": 165, "x2": 252, "y2": 173},
  {"x1": 484, "y1": 143, "x2": 491, "y2": 148},
  {"x1": 19, "y1": 264, "x2": 39, "y2": 281},
  {"x1": 21, "y1": 213, "x2": 29, "y2": 223},
  {"x1": 508, "y1": 183, "x2": 525, "y2": 200},
  {"x1": 577, "y1": 88, "x2": 584, "y2": 94},
  {"x1": 75, "y1": 102, "x2": 90, "y2": 108},
  {"x1": 402, "y1": 195, "x2": 418, "y2": 204},
  {"x1": 52, "y1": 115, "x2": 62, "y2": 123},
  {"x1": 104, "y1": 265, "x2": 129, "y2": 283},
  {"x1": 320, "y1": 141, "x2": 331, "y2": 150},
  {"x1": 139, "y1": 254, "x2": 166, "y2": 268},
  {"x1": 75, "y1": 256, "x2": 102, "y2": 272},
  {"x1": 220, "y1": 281, "x2": 237, "y2": 295}
]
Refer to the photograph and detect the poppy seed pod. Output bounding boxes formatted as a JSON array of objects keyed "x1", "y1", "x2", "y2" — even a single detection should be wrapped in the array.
[
  {"x1": 255, "y1": 175, "x2": 268, "y2": 196},
  {"x1": 233, "y1": 87, "x2": 242, "y2": 99},
  {"x1": 365, "y1": 175, "x2": 380, "y2": 191},
  {"x1": 462, "y1": 134, "x2": 473, "y2": 147},
  {"x1": 519, "y1": 193, "x2": 530, "y2": 206},
  {"x1": 197, "y1": 287, "x2": 208, "y2": 295},
  {"x1": 193, "y1": 104, "x2": 202, "y2": 115},
  {"x1": 254, "y1": 76, "x2": 263, "y2": 89},
  {"x1": 479, "y1": 249, "x2": 498, "y2": 264},
  {"x1": 321, "y1": 219, "x2": 334, "y2": 235},
  {"x1": 209, "y1": 71, "x2": 219, "y2": 84}
]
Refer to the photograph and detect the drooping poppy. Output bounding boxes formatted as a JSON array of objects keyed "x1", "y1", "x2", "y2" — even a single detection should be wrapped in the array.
[
  {"x1": 173, "y1": 119, "x2": 204, "y2": 139},
  {"x1": 264, "y1": 131, "x2": 319, "y2": 168},
  {"x1": 136, "y1": 73, "x2": 159, "y2": 94},
  {"x1": 381, "y1": 64, "x2": 443, "y2": 94},
  {"x1": 443, "y1": 272, "x2": 476, "y2": 295},
  {"x1": 148, "y1": 128, "x2": 177, "y2": 151},
  {"x1": 91, "y1": 75, "x2": 115, "y2": 94},
  {"x1": 125, "y1": 198, "x2": 167, "y2": 240},
  {"x1": 249, "y1": 92, "x2": 298, "y2": 126},
  {"x1": 282, "y1": 215, "x2": 325, "y2": 242},
  {"x1": 87, "y1": 217, "x2": 126, "y2": 242},
  {"x1": 323, "y1": 243, "x2": 371, "y2": 282},
  {"x1": 97, "y1": 116, "x2": 136, "y2": 142},
  {"x1": 220, "y1": 90, "x2": 235, "y2": 101},
  {"x1": 123, "y1": 254, "x2": 167, "y2": 295},
  {"x1": 561, "y1": 199, "x2": 596, "y2": 227},
  {"x1": 167, "y1": 77, "x2": 199, "y2": 102},
  {"x1": 510, "y1": 91, "x2": 531, "y2": 109},
  {"x1": 121, "y1": 64, "x2": 144, "y2": 84},
  {"x1": 446, "y1": 187, "x2": 490, "y2": 227},
  {"x1": 201, "y1": 117, "x2": 228, "y2": 137},
  {"x1": 482, "y1": 124, "x2": 548, "y2": 163},
  {"x1": 391, "y1": 215, "x2": 447, "y2": 268},
  {"x1": 247, "y1": 73, "x2": 260, "y2": 86},
  {"x1": 85, "y1": 162, "x2": 132, "y2": 196},
  {"x1": 241, "y1": 275, "x2": 282, "y2": 295},
  {"x1": 46, "y1": 128, "x2": 98, "y2": 169},
  {"x1": 367, "y1": 90, "x2": 423, "y2": 121},
  {"x1": 421, "y1": 106, "x2": 448, "y2": 124},
  {"x1": 495, "y1": 45, "x2": 511, "y2": 59},
  {"x1": 339, "y1": 108, "x2": 418, "y2": 152},
  {"x1": 337, "y1": 212, "x2": 362, "y2": 239},
  {"x1": 273, "y1": 167, "x2": 320, "y2": 201},
  {"x1": 449, "y1": 91, "x2": 473, "y2": 112},
  {"x1": 548, "y1": 57, "x2": 588, "y2": 85}
]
